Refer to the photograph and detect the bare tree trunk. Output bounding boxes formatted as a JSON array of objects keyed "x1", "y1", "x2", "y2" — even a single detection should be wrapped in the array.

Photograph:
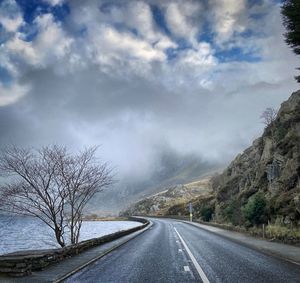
[{"x1": 54, "y1": 225, "x2": 65, "y2": 247}]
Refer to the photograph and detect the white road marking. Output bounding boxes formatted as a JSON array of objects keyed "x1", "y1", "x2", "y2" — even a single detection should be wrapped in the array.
[
  {"x1": 178, "y1": 249, "x2": 183, "y2": 252},
  {"x1": 174, "y1": 227, "x2": 210, "y2": 283},
  {"x1": 184, "y1": 266, "x2": 190, "y2": 272}
]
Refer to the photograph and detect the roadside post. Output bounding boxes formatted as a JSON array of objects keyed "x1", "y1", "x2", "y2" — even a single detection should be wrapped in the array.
[{"x1": 189, "y1": 202, "x2": 193, "y2": 222}]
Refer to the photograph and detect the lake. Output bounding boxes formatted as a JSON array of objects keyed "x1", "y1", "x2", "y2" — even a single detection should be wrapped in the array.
[{"x1": 0, "y1": 215, "x2": 141, "y2": 255}]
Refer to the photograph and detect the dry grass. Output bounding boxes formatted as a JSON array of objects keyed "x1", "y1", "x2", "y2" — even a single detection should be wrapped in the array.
[
  {"x1": 198, "y1": 220, "x2": 300, "y2": 245},
  {"x1": 265, "y1": 224, "x2": 300, "y2": 242}
]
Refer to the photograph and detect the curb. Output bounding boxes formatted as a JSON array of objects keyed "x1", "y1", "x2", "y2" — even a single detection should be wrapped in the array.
[{"x1": 54, "y1": 220, "x2": 152, "y2": 282}]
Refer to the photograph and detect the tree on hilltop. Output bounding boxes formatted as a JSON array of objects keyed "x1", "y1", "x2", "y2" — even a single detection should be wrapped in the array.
[{"x1": 260, "y1": 107, "x2": 277, "y2": 127}]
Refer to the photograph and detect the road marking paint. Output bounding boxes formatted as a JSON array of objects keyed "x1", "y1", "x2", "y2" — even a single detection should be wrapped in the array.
[
  {"x1": 174, "y1": 227, "x2": 210, "y2": 283},
  {"x1": 178, "y1": 249, "x2": 183, "y2": 252},
  {"x1": 184, "y1": 266, "x2": 190, "y2": 272}
]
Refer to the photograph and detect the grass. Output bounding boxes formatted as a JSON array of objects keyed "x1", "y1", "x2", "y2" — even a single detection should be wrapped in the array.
[{"x1": 265, "y1": 224, "x2": 300, "y2": 243}]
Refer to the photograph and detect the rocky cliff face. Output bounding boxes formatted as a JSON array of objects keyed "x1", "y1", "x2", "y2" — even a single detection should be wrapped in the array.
[{"x1": 213, "y1": 90, "x2": 300, "y2": 226}]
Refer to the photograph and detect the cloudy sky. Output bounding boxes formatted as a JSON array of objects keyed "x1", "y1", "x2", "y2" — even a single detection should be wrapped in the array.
[{"x1": 0, "y1": 0, "x2": 299, "y2": 194}]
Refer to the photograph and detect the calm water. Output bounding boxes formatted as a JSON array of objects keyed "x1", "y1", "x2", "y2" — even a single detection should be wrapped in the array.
[{"x1": 0, "y1": 215, "x2": 141, "y2": 255}]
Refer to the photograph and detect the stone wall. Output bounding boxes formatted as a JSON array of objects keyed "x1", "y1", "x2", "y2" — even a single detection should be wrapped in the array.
[{"x1": 0, "y1": 217, "x2": 149, "y2": 277}]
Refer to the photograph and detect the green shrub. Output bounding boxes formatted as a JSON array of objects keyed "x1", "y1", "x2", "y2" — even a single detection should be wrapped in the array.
[
  {"x1": 200, "y1": 206, "x2": 214, "y2": 222},
  {"x1": 242, "y1": 192, "x2": 266, "y2": 226},
  {"x1": 222, "y1": 199, "x2": 240, "y2": 225},
  {"x1": 275, "y1": 124, "x2": 288, "y2": 141}
]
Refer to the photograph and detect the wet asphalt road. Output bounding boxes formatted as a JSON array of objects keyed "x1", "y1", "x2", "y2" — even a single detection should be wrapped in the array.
[{"x1": 66, "y1": 218, "x2": 300, "y2": 283}]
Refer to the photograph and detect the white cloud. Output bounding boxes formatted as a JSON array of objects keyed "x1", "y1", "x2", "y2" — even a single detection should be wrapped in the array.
[
  {"x1": 99, "y1": 26, "x2": 166, "y2": 62},
  {"x1": 6, "y1": 13, "x2": 73, "y2": 68},
  {"x1": 125, "y1": 1, "x2": 177, "y2": 50},
  {"x1": 6, "y1": 36, "x2": 39, "y2": 66},
  {"x1": 177, "y1": 42, "x2": 217, "y2": 67},
  {"x1": 0, "y1": 16, "x2": 23, "y2": 33},
  {"x1": 0, "y1": 83, "x2": 30, "y2": 107},
  {"x1": 210, "y1": 0, "x2": 247, "y2": 43},
  {"x1": 0, "y1": 0, "x2": 23, "y2": 32},
  {"x1": 43, "y1": 0, "x2": 64, "y2": 6},
  {"x1": 163, "y1": 0, "x2": 202, "y2": 44},
  {"x1": 34, "y1": 14, "x2": 73, "y2": 63},
  {"x1": 126, "y1": 1, "x2": 156, "y2": 40}
]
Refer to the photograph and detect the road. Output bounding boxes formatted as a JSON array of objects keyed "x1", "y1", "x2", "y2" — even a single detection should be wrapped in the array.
[{"x1": 65, "y1": 218, "x2": 300, "y2": 283}]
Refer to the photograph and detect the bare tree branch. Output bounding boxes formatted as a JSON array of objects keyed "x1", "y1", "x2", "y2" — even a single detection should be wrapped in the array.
[
  {"x1": 260, "y1": 107, "x2": 277, "y2": 127},
  {"x1": 0, "y1": 145, "x2": 114, "y2": 247}
]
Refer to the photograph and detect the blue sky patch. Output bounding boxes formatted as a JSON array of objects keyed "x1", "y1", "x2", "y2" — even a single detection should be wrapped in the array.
[
  {"x1": 15, "y1": 0, "x2": 70, "y2": 24},
  {"x1": 151, "y1": 5, "x2": 171, "y2": 37},
  {"x1": 0, "y1": 66, "x2": 14, "y2": 86},
  {"x1": 215, "y1": 47, "x2": 261, "y2": 63}
]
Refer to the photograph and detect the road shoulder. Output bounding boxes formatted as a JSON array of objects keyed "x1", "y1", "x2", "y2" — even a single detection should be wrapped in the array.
[{"x1": 181, "y1": 220, "x2": 300, "y2": 266}]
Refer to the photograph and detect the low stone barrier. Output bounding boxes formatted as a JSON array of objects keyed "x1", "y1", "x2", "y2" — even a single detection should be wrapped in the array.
[{"x1": 0, "y1": 217, "x2": 149, "y2": 277}]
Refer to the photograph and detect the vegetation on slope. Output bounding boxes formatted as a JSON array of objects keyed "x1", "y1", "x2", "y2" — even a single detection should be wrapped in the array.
[{"x1": 122, "y1": 177, "x2": 213, "y2": 216}]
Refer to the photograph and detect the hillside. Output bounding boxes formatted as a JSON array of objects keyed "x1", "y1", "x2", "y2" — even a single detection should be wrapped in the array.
[
  {"x1": 212, "y1": 90, "x2": 300, "y2": 227},
  {"x1": 122, "y1": 177, "x2": 213, "y2": 216}
]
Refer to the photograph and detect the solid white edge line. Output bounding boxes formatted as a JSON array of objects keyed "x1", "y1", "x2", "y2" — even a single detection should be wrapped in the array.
[{"x1": 174, "y1": 227, "x2": 210, "y2": 283}]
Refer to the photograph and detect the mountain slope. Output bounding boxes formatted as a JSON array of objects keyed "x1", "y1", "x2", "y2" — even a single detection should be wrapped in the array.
[{"x1": 212, "y1": 90, "x2": 300, "y2": 226}]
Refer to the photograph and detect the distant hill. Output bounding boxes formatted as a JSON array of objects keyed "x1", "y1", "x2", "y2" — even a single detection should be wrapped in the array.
[
  {"x1": 121, "y1": 177, "x2": 213, "y2": 216},
  {"x1": 88, "y1": 152, "x2": 222, "y2": 216}
]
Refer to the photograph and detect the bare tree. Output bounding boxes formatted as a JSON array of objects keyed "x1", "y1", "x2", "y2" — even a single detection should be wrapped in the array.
[
  {"x1": 0, "y1": 145, "x2": 113, "y2": 247},
  {"x1": 56, "y1": 146, "x2": 114, "y2": 244},
  {"x1": 260, "y1": 107, "x2": 277, "y2": 127}
]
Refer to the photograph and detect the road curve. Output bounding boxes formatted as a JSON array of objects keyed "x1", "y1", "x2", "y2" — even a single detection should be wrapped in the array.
[{"x1": 65, "y1": 218, "x2": 300, "y2": 283}]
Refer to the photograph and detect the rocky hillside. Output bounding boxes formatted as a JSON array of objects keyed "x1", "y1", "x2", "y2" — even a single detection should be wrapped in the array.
[
  {"x1": 122, "y1": 177, "x2": 213, "y2": 216},
  {"x1": 212, "y1": 90, "x2": 300, "y2": 227}
]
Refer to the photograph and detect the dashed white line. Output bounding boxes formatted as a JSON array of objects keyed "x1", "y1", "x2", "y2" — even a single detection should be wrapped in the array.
[
  {"x1": 174, "y1": 227, "x2": 210, "y2": 283},
  {"x1": 178, "y1": 249, "x2": 183, "y2": 252},
  {"x1": 184, "y1": 266, "x2": 190, "y2": 272}
]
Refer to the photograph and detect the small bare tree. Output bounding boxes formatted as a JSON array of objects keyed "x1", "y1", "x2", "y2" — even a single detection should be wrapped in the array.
[
  {"x1": 56, "y1": 147, "x2": 114, "y2": 244},
  {"x1": 0, "y1": 145, "x2": 113, "y2": 247},
  {"x1": 260, "y1": 107, "x2": 277, "y2": 127}
]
